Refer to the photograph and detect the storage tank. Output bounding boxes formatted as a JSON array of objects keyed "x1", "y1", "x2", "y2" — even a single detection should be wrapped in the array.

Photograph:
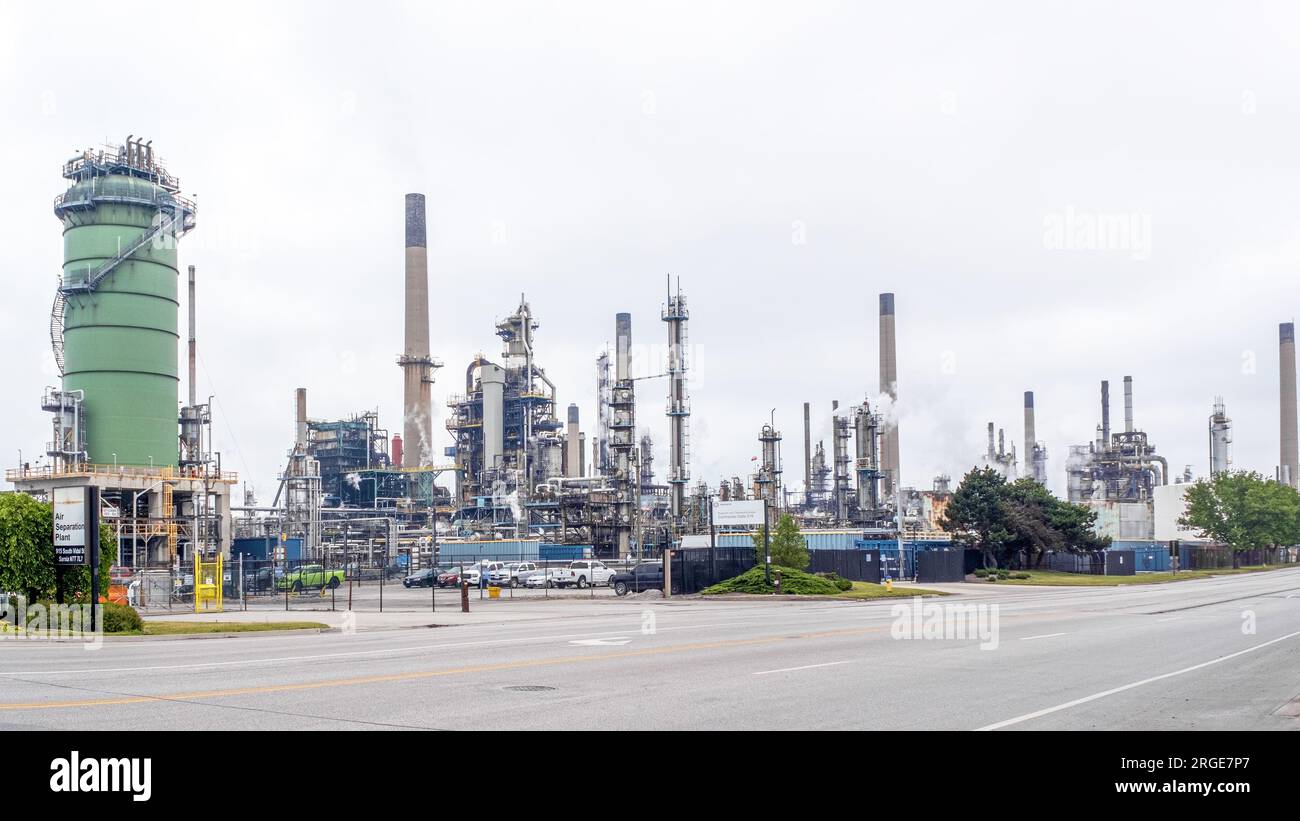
[{"x1": 52, "y1": 140, "x2": 195, "y2": 467}]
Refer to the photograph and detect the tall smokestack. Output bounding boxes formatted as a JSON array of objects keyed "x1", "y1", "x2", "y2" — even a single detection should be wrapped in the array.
[
  {"x1": 295, "y1": 388, "x2": 307, "y2": 449},
  {"x1": 566, "y1": 404, "x2": 581, "y2": 478},
  {"x1": 401, "y1": 193, "x2": 434, "y2": 466},
  {"x1": 1281, "y1": 323, "x2": 1298, "y2": 487},
  {"x1": 1023, "y1": 391, "x2": 1036, "y2": 455},
  {"x1": 987, "y1": 422, "x2": 996, "y2": 459},
  {"x1": 1100, "y1": 380, "x2": 1111, "y2": 446},
  {"x1": 187, "y1": 265, "x2": 197, "y2": 408},
  {"x1": 1123, "y1": 375, "x2": 1134, "y2": 433},
  {"x1": 803, "y1": 401, "x2": 812, "y2": 502},
  {"x1": 615, "y1": 313, "x2": 632, "y2": 380},
  {"x1": 878, "y1": 293, "x2": 900, "y2": 494}
]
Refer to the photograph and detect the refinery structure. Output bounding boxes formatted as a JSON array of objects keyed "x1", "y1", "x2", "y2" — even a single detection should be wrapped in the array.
[{"x1": 9, "y1": 137, "x2": 1300, "y2": 570}]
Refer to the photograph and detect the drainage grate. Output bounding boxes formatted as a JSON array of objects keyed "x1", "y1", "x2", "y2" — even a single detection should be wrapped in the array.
[{"x1": 503, "y1": 685, "x2": 556, "y2": 692}]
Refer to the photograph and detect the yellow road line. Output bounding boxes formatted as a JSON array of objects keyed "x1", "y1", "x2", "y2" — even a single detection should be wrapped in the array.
[{"x1": 0, "y1": 625, "x2": 890, "y2": 711}]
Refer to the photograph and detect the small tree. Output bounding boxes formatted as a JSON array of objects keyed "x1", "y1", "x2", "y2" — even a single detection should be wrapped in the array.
[
  {"x1": 940, "y1": 467, "x2": 1012, "y2": 568},
  {"x1": 0, "y1": 493, "x2": 56, "y2": 603},
  {"x1": 0, "y1": 495, "x2": 115, "y2": 602},
  {"x1": 752, "y1": 513, "x2": 809, "y2": 570},
  {"x1": 1180, "y1": 471, "x2": 1300, "y2": 552}
]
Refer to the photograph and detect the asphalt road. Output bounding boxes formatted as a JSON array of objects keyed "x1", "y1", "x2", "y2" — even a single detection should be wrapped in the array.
[{"x1": 2, "y1": 569, "x2": 1298, "y2": 730}]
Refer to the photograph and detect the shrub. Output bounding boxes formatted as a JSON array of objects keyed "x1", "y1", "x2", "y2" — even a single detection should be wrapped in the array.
[
  {"x1": 986, "y1": 575, "x2": 997, "y2": 582},
  {"x1": 1014, "y1": 572, "x2": 1030, "y2": 580},
  {"x1": 816, "y1": 572, "x2": 854, "y2": 591},
  {"x1": 702, "y1": 566, "x2": 841, "y2": 596},
  {"x1": 101, "y1": 602, "x2": 144, "y2": 634},
  {"x1": 973, "y1": 568, "x2": 988, "y2": 577}
]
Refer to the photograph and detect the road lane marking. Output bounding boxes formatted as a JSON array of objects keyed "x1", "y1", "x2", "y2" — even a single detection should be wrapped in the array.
[
  {"x1": 976, "y1": 628, "x2": 1300, "y2": 731},
  {"x1": 0, "y1": 624, "x2": 895, "y2": 710},
  {"x1": 753, "y1": 661, "x2": 848, "y2": 675},
  {"x1": 0, "y1": 616, "x2": 816, "y2": 677},
  {"x1": 569, "y1": 638, "x2": 631, "y2": 646},
  {"x1": 1018, "y1": 632, "x2": 1067, "y2": 641},
  {"x1": 1157, "y1": 617, "x2": 1180, "y2": 622}
]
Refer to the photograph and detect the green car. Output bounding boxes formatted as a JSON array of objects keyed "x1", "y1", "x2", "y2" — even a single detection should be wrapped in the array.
[{"x1": 275, "y1": 564, "x2": 345, "y2": 592}]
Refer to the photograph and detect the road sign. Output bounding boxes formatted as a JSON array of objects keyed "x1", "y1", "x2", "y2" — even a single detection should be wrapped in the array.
[
  {"x1": 52, "y1": 487, "x2": 90, "y2": 565},
  {"x1": 714, "y1": 500, "x2": 765, "y2": 526}
]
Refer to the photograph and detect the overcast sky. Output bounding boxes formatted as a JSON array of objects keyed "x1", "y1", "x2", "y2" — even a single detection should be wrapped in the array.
[{"x1": 3, "y1": 1, "x2": 1299, "y2": 501}]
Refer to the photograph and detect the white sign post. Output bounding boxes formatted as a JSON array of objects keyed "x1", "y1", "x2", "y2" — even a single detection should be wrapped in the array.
[
  {"x1": 53, "y1": 487, "x2": 89, "y2": 566},
  {"x1": 713, "y1": 500, "x2": 765, "y2": 527}
]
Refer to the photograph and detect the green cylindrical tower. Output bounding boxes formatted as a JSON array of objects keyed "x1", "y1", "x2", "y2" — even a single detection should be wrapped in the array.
[{"x1": 53, "y1": 140, "x2": 195, "y2": 467}]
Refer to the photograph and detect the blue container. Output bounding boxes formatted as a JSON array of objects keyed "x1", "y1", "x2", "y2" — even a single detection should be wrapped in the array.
[
  {"x1": 232, "y1": 536, "x2": 303, "y2": 562},
  {"x1": 540, "y1": 544, "x2": 593, "y2": 561},
  {"x1": 1108, "y1": 542, "x2": 1170, "y2": 572}
]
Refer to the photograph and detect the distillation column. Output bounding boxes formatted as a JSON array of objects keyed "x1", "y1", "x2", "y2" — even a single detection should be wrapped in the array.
[
  {"x1": 662, "y1": 280, "x2": 690, "y2": 526},
  {"x1": 609, "y1": 313, "x2": 636, "y2": 556}
]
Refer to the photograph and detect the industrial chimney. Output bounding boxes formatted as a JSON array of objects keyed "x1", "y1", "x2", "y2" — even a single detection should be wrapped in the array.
[
  {"x1": 295, "y1": 388, "x2": 308, "y2": 449},
  {"x1": 1024, "y1": 391, "x2": 1048, "y2": 485},
  {"x1": 1100, "y1": 380, "x2": 1111, "y2": 446},
  {"x1": 400, "y1": 193, "x2": 438, "y2": 466},
  {"x1": 1123, "y1": 375, "x2": 1134, "y2": 433},
  {"x1": 878, "y1": 293, "x2": 900, "y2": 495},
  {"x1": 1281, "y1": 323, "x2": 1298, "y2": 487},
  {"x1": 565, "y1": 404, "x2": 581, "y2": 478},
  {"x1": 803, "y1": 401, "x2": 812, "y2": 505}
]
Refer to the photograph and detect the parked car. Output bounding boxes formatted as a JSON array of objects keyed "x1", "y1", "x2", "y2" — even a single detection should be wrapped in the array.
[
  {"x1": 513, "y1": 562, "x2": 550, "y2": 587},
  {"x1": 436, "y1": 568, "x2": 462, "y2": 587},
  {"x1": 463, "y1": 561, "x2": 507, "y2": 587},
  {"x1": 275, "y1": 564, "x2": 345, "y2": 592},
  {"x1": 611, "y1": 562, "x2": 679, "y2": 596},
  {"x1": 241, "y1": 567, "x2": 278, "y2": 593},
  {"x1": 524, "y1": 567, "x2": 562, "y2": 589},
  {"x1": 403, "y1": 568, "x2": 443, "y2": 588},
  {"x1": 551, "y1": 559, "x2": 616, "y2": 589},
  {"x1": 488, "y1": 561, "x2": 541, "y2": 588}
]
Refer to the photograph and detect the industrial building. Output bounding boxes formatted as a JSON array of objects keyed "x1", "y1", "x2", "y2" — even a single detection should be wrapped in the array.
[
  {"x1": 24, "y1": 138, "x2": 1300, "y2": 579},
  {"x1": 1066, "y1": 376, "x2": 1169, "y2": 542},
  {"x1": 10, "y1": 139, "x2": 234, "y2": 566}
]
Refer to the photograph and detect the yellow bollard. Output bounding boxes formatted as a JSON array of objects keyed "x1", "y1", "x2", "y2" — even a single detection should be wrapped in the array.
[
  {"x1": 488, "y1": 586, "x2": 501, "y2": 600},
  {"x1": 885, "y1": 579, "x2": 893, "y2": 592}
]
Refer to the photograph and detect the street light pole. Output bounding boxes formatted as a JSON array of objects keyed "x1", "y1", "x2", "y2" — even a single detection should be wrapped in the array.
[{"x1": 763, "y1": 496, "x2": 771, "y2": 587}]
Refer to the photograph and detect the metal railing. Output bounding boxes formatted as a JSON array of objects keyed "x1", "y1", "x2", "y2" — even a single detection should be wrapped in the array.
[{"x1": 6, "y1": 463, "x2": 238, "y2": 484}]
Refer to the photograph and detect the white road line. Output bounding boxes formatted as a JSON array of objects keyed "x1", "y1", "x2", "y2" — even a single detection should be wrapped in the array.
[
  {"x1": 1157, "y1": 617, "x2": 1180, "y2": 622},
  {"x1": 753, "y1": 661, "x2": 849, "y2": 676},
  {"x1": 976, "y1": 629, "x2": 1300, "y2": 731},
  {"x1": 1018, "y1": 632, "x2": 1067, "y2": 641}
]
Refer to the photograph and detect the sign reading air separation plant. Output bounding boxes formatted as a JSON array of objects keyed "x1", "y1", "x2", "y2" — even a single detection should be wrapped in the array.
[
  {"x1": 713, "y1": 500, "x2": 765, "y2": 526},
  {"x1": 52, "y1": 487, "x2": 90, "y2": 565}
]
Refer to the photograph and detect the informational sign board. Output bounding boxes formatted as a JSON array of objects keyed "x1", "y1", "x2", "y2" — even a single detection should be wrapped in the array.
[
  {"x1": 52, "y1": 487, "x2": 90, "y2": 566},
  {"x1": 713, "y1": 500, "x2": 765, "y2": 526}
]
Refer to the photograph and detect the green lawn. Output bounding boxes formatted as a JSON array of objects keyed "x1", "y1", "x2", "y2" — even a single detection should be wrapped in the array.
[
  {"x1": 836, "y1": 581, "x2": 947, "y2": 599},
  {"x1": 136, "y1": 621, "x2": 329, "y2": 636},
  {"x1": 984, "y1": 566, "x2": 1282, "y2": 587}
]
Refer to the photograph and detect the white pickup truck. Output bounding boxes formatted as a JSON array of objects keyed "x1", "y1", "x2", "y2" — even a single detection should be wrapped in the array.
[{"x1": 550, "y1": 559, "x2": 615, "y2": 589}]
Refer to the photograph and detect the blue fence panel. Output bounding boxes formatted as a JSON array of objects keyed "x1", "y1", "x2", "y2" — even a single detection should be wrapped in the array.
[{"x1": 1108, "y1": 542, "x2": 1170, "y2": 572}]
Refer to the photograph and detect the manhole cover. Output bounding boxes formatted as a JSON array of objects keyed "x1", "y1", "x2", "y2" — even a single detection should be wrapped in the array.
[{"x1": 503, "y1": 685, "x2": 556, "y2": 692}]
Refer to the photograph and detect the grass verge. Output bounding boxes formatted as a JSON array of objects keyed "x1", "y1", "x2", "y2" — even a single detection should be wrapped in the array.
[
  {"x1": 135, "y1": 621, "x2": 329, "y2": 636},
  {"x1": 835, "y1": 581, "x2": 948, "y2": 599},
  {"x1": 987, "y1": 566, "x2": 1283, "y2": 586}
]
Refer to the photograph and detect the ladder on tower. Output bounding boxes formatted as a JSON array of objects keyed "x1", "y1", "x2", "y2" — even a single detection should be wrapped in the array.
[{"x1": 48, "y1": 206, "x2": 192, "y2": 377}]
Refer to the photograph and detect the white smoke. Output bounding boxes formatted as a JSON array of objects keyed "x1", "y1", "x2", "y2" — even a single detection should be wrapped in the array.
[
  {"x1": 504, "y1": 489, "x2": 523, "y2": 522},
  {"x1": 872, "y1": 386, "x2": 901, "y2": 428},
  {"x1": 345, "y1": 472, "x2": 361, "y2": 489}
]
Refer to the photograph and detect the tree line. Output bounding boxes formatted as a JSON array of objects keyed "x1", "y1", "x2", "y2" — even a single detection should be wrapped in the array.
[{"x1": 0, "y1": 493, "x2": 115, "y2": 603}]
